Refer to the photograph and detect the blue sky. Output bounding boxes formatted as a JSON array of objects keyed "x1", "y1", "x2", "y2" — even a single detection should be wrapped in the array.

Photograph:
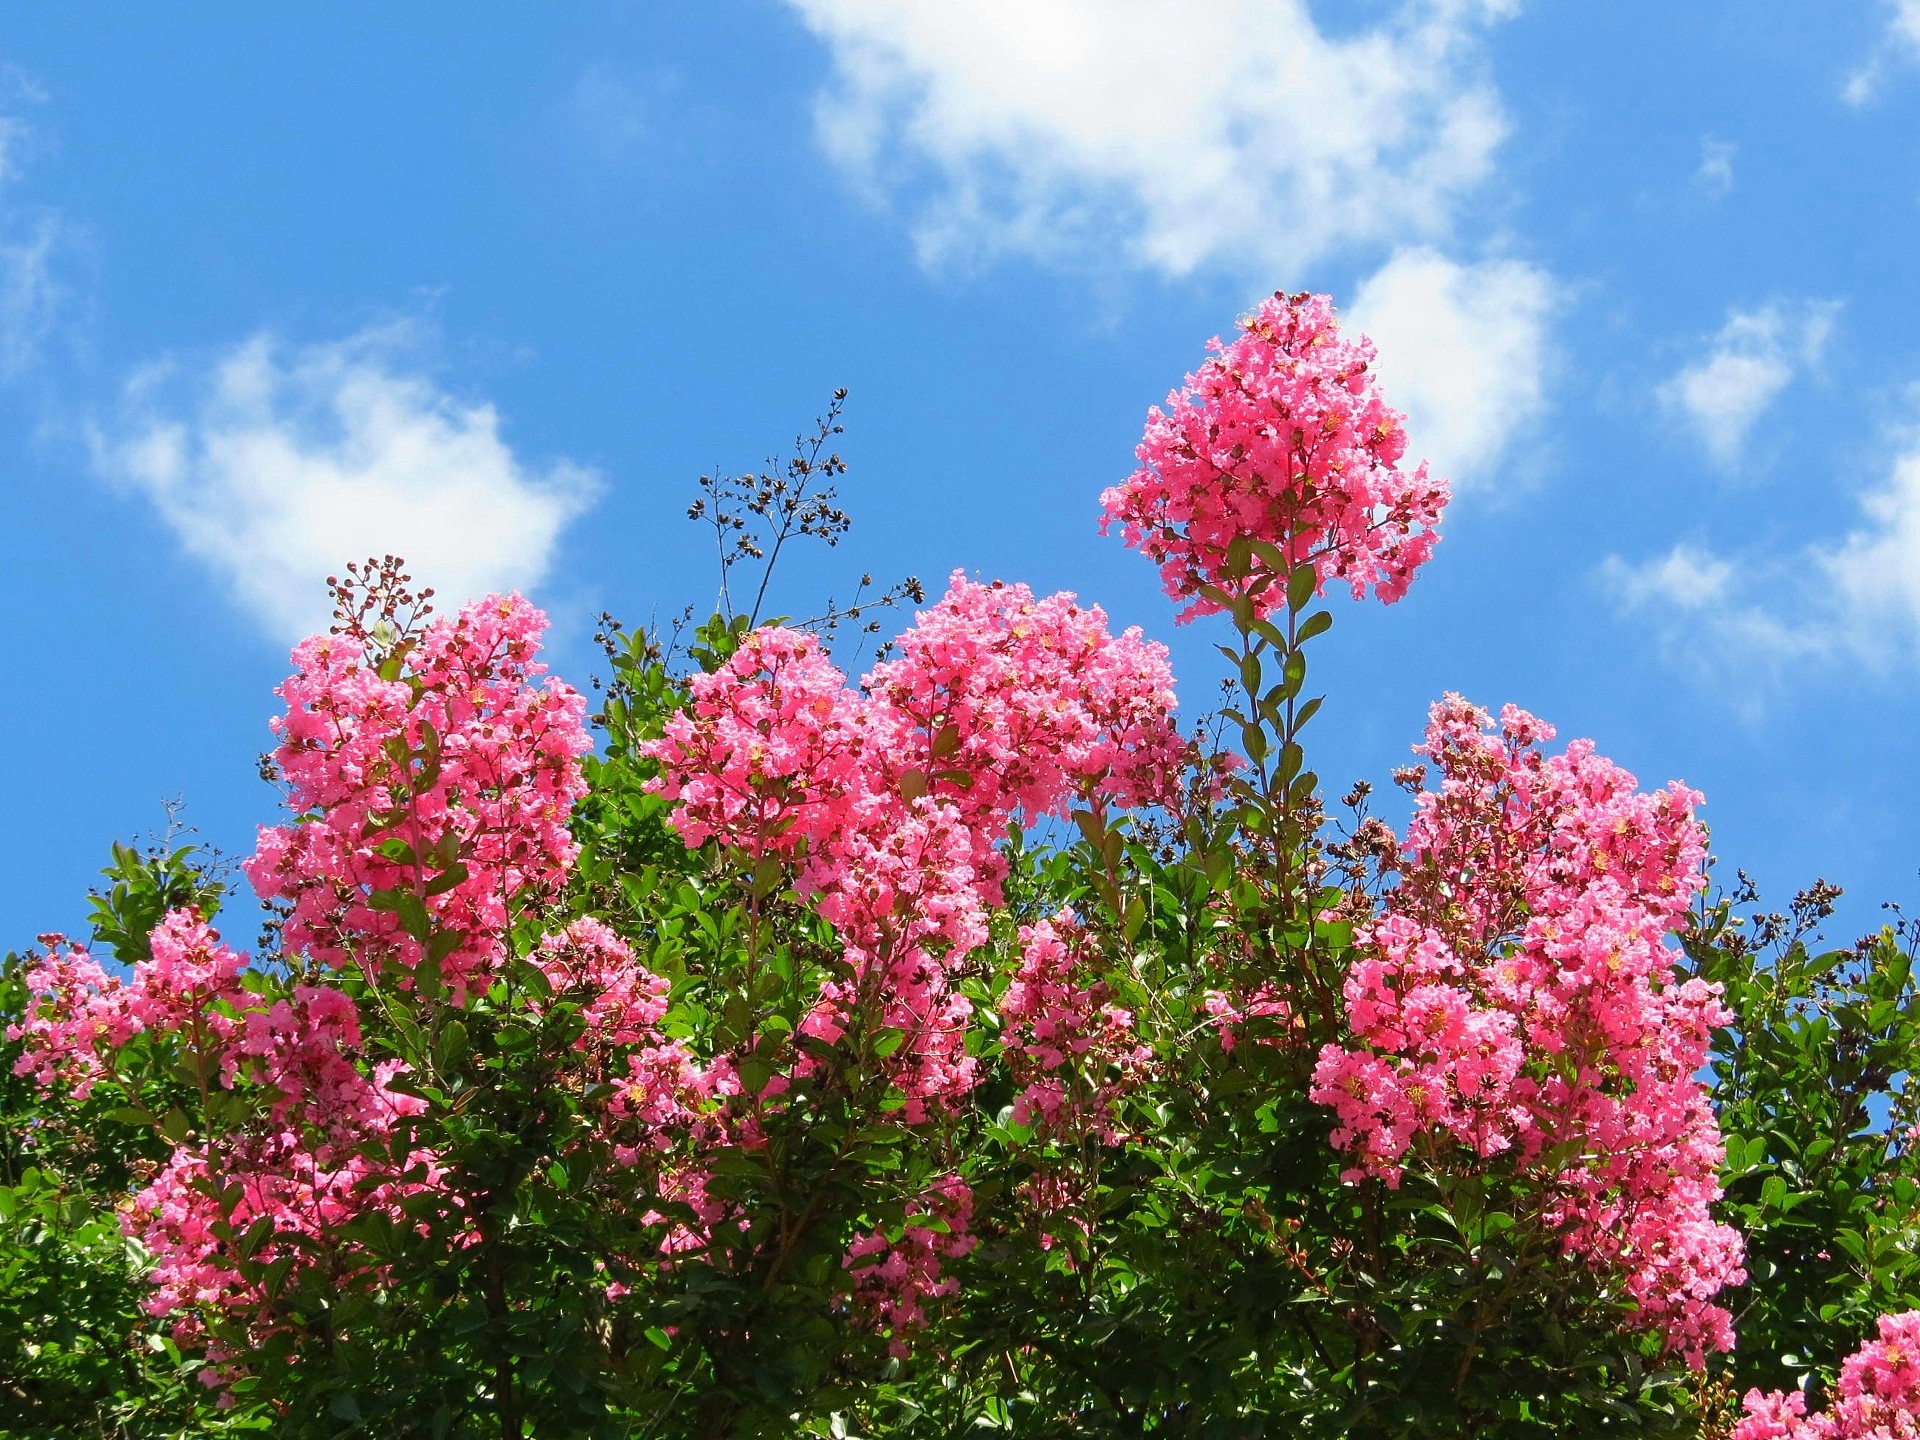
[{"x1": 6, "y1": 0, "x2": 1920, "y2": 949}]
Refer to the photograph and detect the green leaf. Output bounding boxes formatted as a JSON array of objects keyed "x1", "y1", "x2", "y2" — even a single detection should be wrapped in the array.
[
  {"x1": 1073, "y1": 809, "x2": 1107, "y2": 849},
  {"x1": 427, "y1": 928, "x2": 467, "y2": 963},
  {"x1": 1287, "y1": 564, "x2": 1318, "y2": 612},
  {"x1": 1240, "y1": 724, "x2": 1269, "y2": 765},
  {"x1": 751, "y1": 855, "x2": 785, "y2": 901},
  {"x1": 236, "y1": 1215, "x2": 276, "y2": 1260},
  {"x1": 375, "y1": 836, "x2": 418, "y2": 866},
  {"x1": 423, "y1": 862, "x2": 469, "y2": 897},
  {"x1": 737, "y1": 1054, "x2": 776, "y2": 1096},
  {"x1": 1277, "y1": 743, "x2": 1304, "y2": 786},
  {"x1": 394, "y1": 892, "x2": 433, "y2": 943},
  {"x1": 435, "y1": 1020, "x2": 470, "y2": 1072}
]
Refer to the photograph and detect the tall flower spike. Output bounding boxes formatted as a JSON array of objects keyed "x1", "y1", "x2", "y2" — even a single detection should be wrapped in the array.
[
  {"x1": 244, "y1": 593, "x2": 591, "y2": 999},
  {"x1": 843, "y1": 1176, "x2": 976, "y2": 1357},
  {"x1": 7, "y1": 936, "x2": 133, "y2": 1100},
  {"x1": 1101, "y1": 291, "x2": 1449, "y2": 622},
  {"x1": 1734, "y1": 1311, "x2": 1920, "y2": 1438},
  {"x1": 1311, "y1": 696, "x2": 1742, "y2": 1363},
  {"x1": 646, "y1": 577, "x2": 1186, "y2": 1121},
  {"x1": 1002, "y1": 912, "x2": 1152, "y2": 1145}
]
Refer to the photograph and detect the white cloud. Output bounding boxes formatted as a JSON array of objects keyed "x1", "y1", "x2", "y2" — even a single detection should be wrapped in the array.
[
  {"x1": 785, "y1": 0, "x2": 1519, "y2": 277},
  {"x1": 1345, "y1": 246, "x2": 1554, "y2": 490},
  {"x1": 0, "y1": 114, "x2": 30, "y2": 185},
  {"x1": 1823, "y1": 406, "x2": 1920, "y2": 644},
  {"x1": 1658, "y1": 301, "x2": 1839, "y2": 470},
  {"x1": 0, "y1": 66, "x2": 50, "y2": 183},
  {"x1": 1599, "y1": 543, "x2": 1823, "y2": 707},
  {"x1": 560, "y1": 62, "x2": 650, "y2": 160},
  {"x1": 0, "y1": 212, "x2": 58, "y2": 379},
  {"x1": 1601, "y1": 543, "x2": 1734, "y2": 613},
  {"x1": 1695, "y1": 136, "x2": 1735, "y2": 199},
  {"x1": 1845, "y1": 0, "x2": 1920, "y2": 103},
  {"x1": 0, "y1": 72, "x2": 63, "y2": 378},
  {"x1": 1604, "y1": 391, "x2": 1920, "y2": 695},
  {"x1": 92, "y1": 327, "x2": 600, "y2": 641}
]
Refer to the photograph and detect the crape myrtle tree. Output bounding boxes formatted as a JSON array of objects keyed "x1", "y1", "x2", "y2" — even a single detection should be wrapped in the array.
[{"x1": 7, "y1": 293, "x2": 1920, "y2": 1439}]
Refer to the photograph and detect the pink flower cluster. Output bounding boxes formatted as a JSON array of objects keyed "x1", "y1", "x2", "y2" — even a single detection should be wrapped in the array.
[
  {"x1": 8, "y1": 600, "x2": 628, "y2": 1379},
  {"x1": 9, "y1": 912, "x2": 255, "y2": 1098},
  {"x1": 244, "y1": 594, "x2": 591, "y2": 999},
  {"x1": 127, "y1": 1088, "x2": 434, "y2": 1367},
  {"x1": 1735, "y1": 1313, "x2": 1920, "y2": 1439},
  {"x1": 645, "y1": 626, "x2": 860, "y2": 861},
  {"x1": 607, "y1": 1056, "x2": 742, "y2": 1260},
  {"x1": 646, "y1": 623, "x2": 981, "y2": 1120},
  {"x1": 1100, "y1": 291, "x2": 1449, "y2": 622},
  {"x1": 523, "y1": 919, "x2": 750, "y2": 1259},
  {"x1": 1001, "y1": 913, "x2": 1151, "y2": 1145},
  {"x1": 225, "y1": 979, "x2": 420, "y2": 1137},
  {"x1": 861, "y1": 574, "x2": 1188, "y2": 885},
  {"x1": 9, "y1": 936, "x2": 138, "y2": 1099},
  {"x1": 533, "y1": 917, "x2": 674, "y2": 1053},
  {"x1": 647, "y1": 573, "x2": 1186, "y2": 1125},
  {"x1": 11, "y1": 910, "x2": 437, "y2": 1369},
  {"x1": 802, "y1": 802, "x2": 986, "y2": 1121},
  {"x1": 127, "y1": 911, "x2": 252, "y2": 1037},
  {"x1": 1311, "y1": 696, "x2": 1743, "y2": 1361},
  {"x1": 843, "y1": 1176, "x2": 976, "y2": 1357},
  {"x1": 1201, "y1": 984, "x2": 1294, "y2": 1055},
  {"x1": 648, "y1": 577, "x2": 1184, "y2": 1343}
]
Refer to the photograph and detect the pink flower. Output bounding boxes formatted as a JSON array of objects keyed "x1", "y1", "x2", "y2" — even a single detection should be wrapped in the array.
[
  {"x1": 1002, "y1": 913, "x2": 1151, "y2": 1145},
  {"x1": 1101, "y1": 291, "x2": 1449, "y2": 622},
  {"x1": 1311, "y1": 695, "x2": 1742, "y2": 1362},
  {"x1": 244, "y1": 593, "x2": 591, "y2": 1000},
  {"x1": 532, "y1": 918, "x2": 672, "y2": 1052},
  {"x1": 1735, "y1": 1312, "x2": 1920, "y2": 1438},
  {"x1": 646, "y1": 576, "x2": 1187, "y2": 1122},
  {"x1": 843, "y1": 1176, "x2": 976, "y2": 1356},
  {"x1": 125, "y1": 1126, "x2": 442, "y2": 1356},
  {"x1": 643, "y1": 626, "x2": 864, "y2": 859},
  {"x1": 9, "y1": 913, "x2": 253, "y2": 1097},
  {"x1": 127, "y1": 910, "x2": 250, "y2": 1045},
  {"x1": 7, "y1": 935, "x2": 133, "y2": 1099}
]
